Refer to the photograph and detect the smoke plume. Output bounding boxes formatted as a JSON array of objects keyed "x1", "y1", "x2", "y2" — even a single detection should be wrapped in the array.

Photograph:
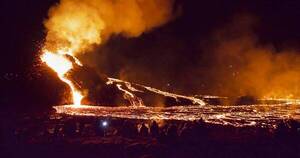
[
  {"x1": 43, "y1": 0, "x2": 300, "y2": 100},
  {"x1": 43, "y1": 0, "x2": 175, "y2": 54},
  {"x1": 201, "y1": 15, "x2": 300, "y2": 98}
]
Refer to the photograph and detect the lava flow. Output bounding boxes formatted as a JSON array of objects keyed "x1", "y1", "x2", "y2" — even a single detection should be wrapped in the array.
[
  {"x1": 39, "y1": 0, "x2": 300, "y2": 129},
  {"x1": 40, "y1": 49, "x2": 84, "y2": 106},
  {"x1": 40, "y1": 49, "x2": 207, "y2": 107},
  {"x1": 54, "y1": 99, "x2": 300, "y2": 127},
  {"x1": 40, "y1": 48, "x2": 300, "y2": 128}
]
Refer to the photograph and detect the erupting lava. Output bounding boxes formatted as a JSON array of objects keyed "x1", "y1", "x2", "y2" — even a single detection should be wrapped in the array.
[
  {"x1": 41, "y1": 49, "x2": 84, "y2": 106},
  {"x1": 40, "y1": 0, "x2": 176, "y2": 106},
  {"x1": 40, "y1": 49, "x2": 206, "y2": 107},
  {"x1": 39, "y1": 0, "x2": 300, "y2": 127}
]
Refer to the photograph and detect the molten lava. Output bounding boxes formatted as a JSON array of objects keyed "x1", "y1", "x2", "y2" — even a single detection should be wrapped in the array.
[
  {"x1": 54, "y1": 99, "x2": 300, "y2": 127},
  {"x1": 41, "y1": 49, "x2": 84, "y2": 106}
]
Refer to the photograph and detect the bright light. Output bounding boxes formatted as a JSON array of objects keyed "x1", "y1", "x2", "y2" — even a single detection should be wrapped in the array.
[
  {"x1": 40, "y1": 49, "x2": 84, "y2": 106},
  {"x1": 102, "y1": 121, "x2": 108, "y2": 127}
]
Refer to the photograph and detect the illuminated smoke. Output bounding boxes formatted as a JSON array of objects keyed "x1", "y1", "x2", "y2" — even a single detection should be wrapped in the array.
[
  {"x1": 43, "y1": 0, "x2": 175, "y2": 54},
  {"x1": 202, "y1": 15, "x2": 300, "y2": 99},
  {"x1": 41, "y1": 0, "x2": 175, "y2": 105}
]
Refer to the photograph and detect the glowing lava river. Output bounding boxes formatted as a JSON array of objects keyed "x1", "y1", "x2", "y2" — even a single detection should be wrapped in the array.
[
  {"x1": 54, "y1": 100, "x2": 300, "y2": 128},
  {"x1": 40, "y1": 49, "x2": 300, "y2": 128}
]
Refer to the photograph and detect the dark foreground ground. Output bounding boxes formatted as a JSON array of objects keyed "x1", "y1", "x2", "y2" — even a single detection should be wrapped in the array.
[{"x1": 1, "y1": 109, "x2": 300, "y2": 158}]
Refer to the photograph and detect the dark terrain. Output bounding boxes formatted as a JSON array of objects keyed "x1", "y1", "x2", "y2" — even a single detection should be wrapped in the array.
[{"x1": 1, "y1": 109, "x2": 300, "y2": 158}]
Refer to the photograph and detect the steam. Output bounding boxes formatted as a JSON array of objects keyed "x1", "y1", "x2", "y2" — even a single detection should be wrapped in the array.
[{"x1": 44, "y1": 0, "x2": 175, "y2": 54}]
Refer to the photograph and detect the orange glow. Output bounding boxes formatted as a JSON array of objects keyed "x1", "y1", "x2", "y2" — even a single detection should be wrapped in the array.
[
  {"x1": 41, "y1": 49, "x2": 83, "y2": 106},
  {"x1": 54, "y1": 101, "x2": 300, "y2": 127},
  {"x1": 40, "y1": 0, "x2": 175, "y2": 107}
]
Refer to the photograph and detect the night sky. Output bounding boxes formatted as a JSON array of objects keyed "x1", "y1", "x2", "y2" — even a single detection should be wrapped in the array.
[{"x1": 2, "y1": 0, "x2": 300, "y2": 112}]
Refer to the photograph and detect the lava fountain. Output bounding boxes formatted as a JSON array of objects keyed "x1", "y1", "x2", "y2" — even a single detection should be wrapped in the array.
[
  {"x1": 39, "y1": 0, "x2": 176, "y2": 107},
  {"x1": 41, "y1": 49, "x2": 84, "y2": 106},
  {"x1": 39, "y1": 0, "x2": 300, "y2": 129}
]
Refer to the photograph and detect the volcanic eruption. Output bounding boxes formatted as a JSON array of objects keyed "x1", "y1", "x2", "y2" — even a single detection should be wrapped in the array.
[
  {"x1": 5, "y1": 1, "x2": 300, "y2": 158},
  {"x1": 39, "y1": 0, "x2": 300, "y2": 128},
  {"x1": 40, "y1": 0, "x2": 182, "y2": 106}
]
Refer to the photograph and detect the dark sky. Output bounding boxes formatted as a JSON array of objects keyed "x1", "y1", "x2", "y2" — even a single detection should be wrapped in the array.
[{"x1": 2, "y1": 0, "x2": 300, "y2": 111}]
